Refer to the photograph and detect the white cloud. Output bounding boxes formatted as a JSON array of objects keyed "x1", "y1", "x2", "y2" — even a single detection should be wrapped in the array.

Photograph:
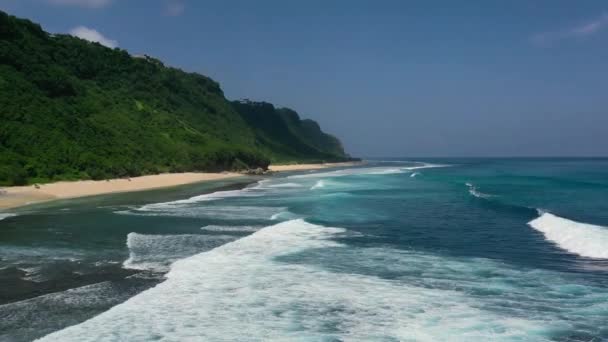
[
  {"x1": 531, "y1": 13, "x2": 608, "y2": 46},
  {"x1": 165, "y1": 1, "x2": 185, "y2": 16},
  {"x1": 69, "y1": 26, "x2": 117, "y2": 48},
  {"x1": 47, "y1": 0, "x2": 111, "y2": 8}
]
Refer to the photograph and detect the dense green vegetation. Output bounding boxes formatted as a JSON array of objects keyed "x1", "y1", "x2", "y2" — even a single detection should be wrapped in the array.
[
  {"x1": 0, "y1": 11, "x2": 351, "y2": 186},
  {"x1": 232, "y1": 100, "x2": 346, "y2": 162}
]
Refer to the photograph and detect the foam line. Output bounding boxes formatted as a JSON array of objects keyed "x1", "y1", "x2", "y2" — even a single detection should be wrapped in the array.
[
  {"x1": 200, "y1": 225, "x2": 261, "y2": 233},
  {"x1": 289, "y1": 167, "x2": 405, "y2": 179},
  {"x1": 0, "y1": 213, "x2": 16, "y2": 221},
  {"x1": 290, "y1": 163, "x2": 448, "y2": 179},
  {"x1": 137, "y1": 189, "x2": 261, "y2": 211},
  {"x1": 117, "y1": 206, "x2": 285, "y2": 220},
  {"x1": 465, "y1": 182, "x2": 492, "y2": 199},
  {"x1": 401, "y1": 163, "x2": 449, "y2": 171},
  {"x1": 266, "y1": 183, "x2": 303, "y2": 188}
]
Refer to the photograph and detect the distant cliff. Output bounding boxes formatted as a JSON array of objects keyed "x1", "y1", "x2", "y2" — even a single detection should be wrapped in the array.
[
  {"x1": 0, "y1": 11, "x2": 352, "y2": 186},
  {"x1": 232, "y1": 100, "x2": 348, "y2": 162}
]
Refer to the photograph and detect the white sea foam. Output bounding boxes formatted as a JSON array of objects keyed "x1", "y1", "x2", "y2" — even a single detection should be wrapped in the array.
[
  {"x1": 289, "y1": 167, "x2": 405, "y2": 179},
  {"x1": 19, "y1": 266, "x2": 46, "y2": 282},
  {"x1": 402, "y1": 163, "x2": 449, "y2": 171},
  {"x1": 1, "y1": 279, "x2": 161, "y2": 342},
  {"x1": 123, "y1": 233, "x2": 236, "y2": 272},
  {"x1": 118, "y1": 205, "x2": 285, "y2": 220},
  {"x1": 290, "y1": 163, "x2": 448, "y2": 180},
  {"x1": 366, "y1": 168, "x2": 404, "y2": 175},
  {"x1": 0, "y1": 213, "x2": 16, "y2": 221},
  {"x1": 137, "y1": 189, "x2": 261, "y2": 212},
  {"x1": 200, "y1": 225, "x2": 261, "y2": 233},
  {"x1": 113, "y1": 183, "x2": 286, "y2": 219},
  {"x1": 310, "y1": 180, "x2": 325, "y2": 190},
  {"x1": 469, "y1": 188, "x2": 487, "y2": 198},
  {"x1": 266, "y1": 182, "x2": 303, "y2": 188},
  {"x1": 39, "y1": 220, "x2": 549, "y2": 341},
  {"x1": 309, "y1": 178, "x2": 379, "y2": 194},
  {"x1": 465, "y1": 182, "x2": 492, "y2": 199},
  {"x1": 248, "y1": 181, "x2": 303, "y2": 191},
  {"x1": 0, "y1": 246, "x2": 85, "y2": 266},
  {"x1": 245, "y1": 179, "x2": 271, "y2": 190},
  {"x1": 528, "y1": 212, "x2": 608, "y2": 259},
  {"x1": 93, "y1": 260, "x2": 120, "y2": 267},
  {"x1": 270, "y1": 210, "x2": 299, "y2": 221},
  {"x1": 410, "y1": 172, "x2": 419, "y2": 178}
]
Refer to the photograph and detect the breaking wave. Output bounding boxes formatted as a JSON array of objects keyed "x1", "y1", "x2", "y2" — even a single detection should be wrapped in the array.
[
  {"x1": 528, "y1": 212, "x2": 608, "y2": 259},
  {"x1": 122, "y1": 233, "x2": 236, "y2": 272},
  {"x1": 0, "y1": 213, "x2": 16, "y2": 221},
  {"x1": 136, "y1": 189, "x2": 261, "y2": 212},
  {"x1": 200, "y1": 225, "x2": 262, "y2": 233},
  {"x1": 38, "y1": 219, "x2": 561, "y2": 341}
]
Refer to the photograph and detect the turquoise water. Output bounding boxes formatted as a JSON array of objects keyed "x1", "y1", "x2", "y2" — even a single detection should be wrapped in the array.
[{"x1": 2, "y1": 159, "x2": 608, "y2": 341}]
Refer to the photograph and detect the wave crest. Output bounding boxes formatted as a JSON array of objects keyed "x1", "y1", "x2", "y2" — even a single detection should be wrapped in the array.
[
  {"x1": 528, "y1": 212, "x2": 608, "y2": 259},
  {"x1": 0, "y1": 213, "x2": 16, "y2": 221}
]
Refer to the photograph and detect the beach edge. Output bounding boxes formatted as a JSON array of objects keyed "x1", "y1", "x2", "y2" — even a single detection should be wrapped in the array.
[{"x1": 0, "y1": 162, "x2": 360, "y2": 210}]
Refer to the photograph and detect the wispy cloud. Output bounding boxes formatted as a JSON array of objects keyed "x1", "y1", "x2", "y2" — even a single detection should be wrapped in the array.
[
  {"x1": 531, "y1": 12, "x2": 608, "y2": 46},
  {"x1": 165, "y1": 0, "x2": 185, "y2": 16},
  {"x1": 47, "y1": 0, "x2": 111, "y2": 8},
  {"x1": 69, "y1": 26, "x2": 117, "y2": 48}
]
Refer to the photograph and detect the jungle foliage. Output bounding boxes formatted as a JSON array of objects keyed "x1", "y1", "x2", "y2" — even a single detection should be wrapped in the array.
[{"x1": 0, "y1": 11, "x2": 350, "y2": 185}]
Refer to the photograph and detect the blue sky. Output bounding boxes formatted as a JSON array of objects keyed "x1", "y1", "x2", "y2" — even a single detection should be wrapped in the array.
[{"x1": 1, "y1": 0, "x2": 607, "y2": 157}]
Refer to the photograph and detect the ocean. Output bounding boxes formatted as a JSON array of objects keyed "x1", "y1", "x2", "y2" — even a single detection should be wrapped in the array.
[{"x1": 1, "y1": 159, "x2": 608, "y2": 341}]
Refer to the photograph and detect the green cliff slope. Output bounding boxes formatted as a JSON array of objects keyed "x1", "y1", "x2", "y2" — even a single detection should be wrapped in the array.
[
  {"x1": 231, "y1": 100, "x2": 347, "y2": 163},
  {"x1": 0, "y1": 11, "x2": 351, "y2": 185}
]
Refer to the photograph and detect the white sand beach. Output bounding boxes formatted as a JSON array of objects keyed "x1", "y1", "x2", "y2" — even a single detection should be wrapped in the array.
[{"x1": 0, "y1": 162, "x2": 358, "y2": 209}]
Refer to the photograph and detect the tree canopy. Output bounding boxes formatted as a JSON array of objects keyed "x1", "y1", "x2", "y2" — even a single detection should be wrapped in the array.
[{"x1": 0, "y1": 11, "x2": 351, "y2": 186}]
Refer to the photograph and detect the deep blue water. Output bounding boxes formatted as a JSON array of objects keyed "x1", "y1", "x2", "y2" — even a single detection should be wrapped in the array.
[{"x1": 2, "y1": 159, "x2": 608, "y2": 341}]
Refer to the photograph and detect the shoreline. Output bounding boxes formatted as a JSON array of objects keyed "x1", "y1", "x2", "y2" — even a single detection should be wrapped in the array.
[
  {"x1": 0, "y1": 162, "x2": 359, "y2": 210},
  {"x1": 267, "y1": 161, "x2": 360, "y2": 172}
]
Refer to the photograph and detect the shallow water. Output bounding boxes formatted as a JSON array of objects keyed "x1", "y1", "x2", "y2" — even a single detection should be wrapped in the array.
[
  {"x1": 2, "y1": 159, "x2": 608, "y2": 341},
  {"x1": 0, "y1": 178, "x2": 256, "y2": 341}
]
